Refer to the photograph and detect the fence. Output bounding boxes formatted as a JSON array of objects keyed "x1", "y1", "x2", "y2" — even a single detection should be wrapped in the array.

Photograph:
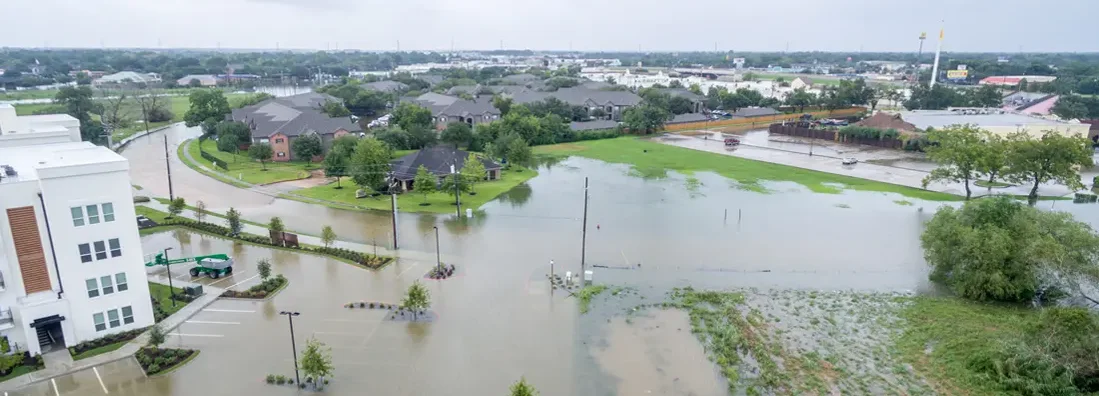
[
  {"x1": 768, "y1": 123, "x2": 905, "y2": 150},
  {"x1": 663, "y1": 107, "x2": 866, "y2": 133},
  {"x1": 199, "y1": 149, "x2": 229, "y2": 170}
]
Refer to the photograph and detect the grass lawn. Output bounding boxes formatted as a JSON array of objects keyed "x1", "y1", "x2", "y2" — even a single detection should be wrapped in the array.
[
  {"x1": 0, "y1": 365, "x2": 40, "y2": 382},
  {"x1": 148, "y1": 282, "x2": 187, "y2": 317},
  {"x1": 150, "y1": 198, "x2": 284, "y2": 233},
  {"x1": 72, "y1": 340, "x2": 129, "y2": 361},
  {"x1": 292, "y1": 165, "x2": 538, "y2": 214},
  {"x1": 13, "y1": 102, "x2": 59, "y2": 115},
  {"x1": 0, "y1": 88, "x2": 58, "y2": 100},
  {"x1": 535, "y1": 137, "x2": 962, "y2": 201},
  {"x1": 895, "y1": 297, "x2": 1035, "y2": 395},
  {"x1": 186, "y1": 139, "x2": 312, "y2": 185}
]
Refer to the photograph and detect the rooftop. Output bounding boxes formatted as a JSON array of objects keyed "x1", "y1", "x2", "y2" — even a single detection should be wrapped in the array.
[
  {"x1": 0, "y1": 141, "x2": 126, "y2": 183},
  {"x1": 390, "y1": 146, "x2": 501, "y2": 180},
  {"x1": 897, "y1": 109, "x2": 1076, "y2": 130}
]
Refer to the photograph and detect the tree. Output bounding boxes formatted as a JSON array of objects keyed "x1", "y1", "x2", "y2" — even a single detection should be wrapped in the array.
[
  {"x1": 406, "y1": 125, "x2": 438, "y2": 149},
  {"x1": 510, "y1": 377, "x2": 539, "y2": 396},
  {"x1": 97, "y1": 89, "x2": 134, "y2": 131},
  {"x1": 167, "y1": 197, "x2": 186, "y2": 218},
  {"x1": 269, "y1": 216, "x2": 284, "y2": 234},
  {"x1": 921, "y1": 196, "x2": 1099, "y2": 303},
  {"x1": 921, "y1": 125, "x2": 988, "y2": 200},
  {"x1": 976, "y1": 134, "x2": 1008, "y2": 186},
  {"x1": 55, "y1": 86, "x2": 104, "y2": 144},
  {"x1": 299, "y1": 338, "x2": 334, "y2": 390},
  {"x1": 321, "y1": 225, "x2": 336, "y2": 248},
  {"x1": 256, "y1": 258, "x2": 272, "y2": 280},
  {"x1": 968, "y1": 84, "x2": 1003, "y2": 108},
  {"x1": 248, "y1": 143, "x2": 274, "y2": 170},
  {"x1": 194, "y1": 200, "x2": 207, "y2": 223},
  {"x1": 291, "y1": 133, "x2": 323, "y2": 161},
  {"x1": 402, "y1": 280, "x2": 431, "y2": 320},
  {"x1": 226, "y1": 208, "x2": 242, "y2": 236},
  {"x1": 460, "y1": 154, "x2": 487, "y2": 194},
  {"x1": 183, "y1": 89, "x2": 231, "y2": 128},
  {"x1": 349, "y1": 138, "x2": 392, "y2": 191},
  {"x1": 504, "y1": 135, "x2": 532, "y2": 168},
  {"x1": 215, "y1": 121, "x2": 251, "y2": 152},
  {"x1": 390, "y1": 102, "x2": 433, "y2": 131},
  {"x1": 322, "y1": 147, "x2": 349, "y2": 188},
  {"x1": 412, "y1": 165, "x2": 437, "y2": 204},
  {"x1": 621, "y1": 104, "x2": 670, "y2": 134},
  {"x1": 440, "y1": 122, "x2": 473, "y2": 147},
  {"x1": 493, "y1": 96, "x2": 513, "y2": 116},
  {"x1": 320, "y1": 100, "x2": 351, "y2": 117},
  {"x1": 1004, "y1": 131, "x2": 1094, "y2": 202},
  {"x1": 688, "y1": 83, "x2": 703, "y2": 95},
  {"x1": 147, "y1": 324, "x2": 166, "y2": 348},
  {"x1": 785, "y1": 88, "x2": 816, "y2": 112},
  {"x1": 188, "y1": 79, "x2": 202, "y2": 88}
]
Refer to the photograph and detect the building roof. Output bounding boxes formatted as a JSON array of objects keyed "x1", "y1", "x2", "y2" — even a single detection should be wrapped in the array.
[
  {"x1": 360, "y1": 80, "x2": 408, "y2": 93},
  {"x1": 658, "y1": 88, "x2": 705, "y2": 102},
  {"x1": 177, "y1": 74, "x2": 217, "y2": 85},
  {"x1": 411, "y1": 93, "x2": 499, "y2": 118},
  {"x1": 510, "y1": 87, "x2": 642, "y2": 107},
  {"x1": 669, "y1": 113, "x2": 710, "y2": 124},
  {"x1": 417, "y1": 74, "x2": 445, "y2": 86},
  {"x1": 897, "y1": 109, "x2": 1077, "y2": 130},
  {"x1": 853, "y1": 112, "x2": 917, "y2": 132},
  {"x1": 0, "y1": 141, "x2": 125, "y2": 183},
  {"x1": 390, "y1": 146, "x2": 501, "y2": 180},
  {"x1": 732, "y1": 107, "x2": 780, "y2": 118},
  {"x1": 232, "y1": 92, "x2": 361, "y2": 138},
  {"x1": 570, "y1": 120, "x2": 619, "y2": 131},
  {"x1": 95, "y1": 71, "x2": 159, "y2": 84},
  {"x1": 501, "y1": 73, "x2": 541, "y2": 84},
  {"x1": 445, "y1": 85, "x2": 479, "y2": 95}
]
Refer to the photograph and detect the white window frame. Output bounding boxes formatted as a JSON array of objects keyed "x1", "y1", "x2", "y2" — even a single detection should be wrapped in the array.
[
  {"x1": 86, "y1": 204, "x2": 100, "y2": 224},
  {"x1": 93, "y1": 313, "x2": 106, "y2": 332},
  {"x1": 78, "y1": 243, "x2": 92, "y2": 263},
  {"x1": 71, "y1": 206, "x2": 85, "y2": 227},
  {"x1": 86, "y1": 278, "x2": 99, "y2": 298},
  {"x1": 100, "y1": 275, "x2": 114, "y2": 295},
  {"x1": 122, "y1": 306, "x2": 134, "y2": 325},
  {"x1": 115, "y1": 273, "x2": 128, "y2": 292},
  {"x1": 102, "y1": 203, "x2": 115, "y2": 222},
  {"x1": 93, "y1": 241, "x2": 107, "y2": 260},
  {"x1": 108, "y1": 238, "x2": 121, "y2": 258},
  {"x1": 107, "y1": 309, "x2": 120, "y2": 328}
]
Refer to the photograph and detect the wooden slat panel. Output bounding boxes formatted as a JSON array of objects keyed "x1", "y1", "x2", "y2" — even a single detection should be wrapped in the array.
[{"x1": 6, "y1": 207, "x2": 52, "y2": 294}]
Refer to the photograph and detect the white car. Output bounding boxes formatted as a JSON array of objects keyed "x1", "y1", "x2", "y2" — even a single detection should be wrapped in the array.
[{"x1": 842, "y1": 157, "x2": 858, "y2": 165}]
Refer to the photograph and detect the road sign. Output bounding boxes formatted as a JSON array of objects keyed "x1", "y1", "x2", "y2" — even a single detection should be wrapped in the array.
[{"x1": 946, "y1": 70, "x2": 968, "y2": 79}]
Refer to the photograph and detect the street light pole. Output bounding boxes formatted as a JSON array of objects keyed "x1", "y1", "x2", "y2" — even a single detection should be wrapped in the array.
[
  {"x1": 279, "y1": 311, "x2": 301, "y2": 386},
  {"x1": 164, "y1": 135, "x2": 174, "y2": 201},
  {"x1": 433, "y1": 226, "x2": 441, "y2": 273},
  {"x1": 163, "y1": 247, "x2": 176, "y2": 307},
  {"x1": 549, "y1": 259, "x2": 555, "y2": 295}
]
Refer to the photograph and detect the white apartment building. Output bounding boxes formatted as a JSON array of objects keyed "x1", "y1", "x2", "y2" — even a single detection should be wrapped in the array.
[{"x1": 0, "y1": 104, "x2": 154, "y2": 355}]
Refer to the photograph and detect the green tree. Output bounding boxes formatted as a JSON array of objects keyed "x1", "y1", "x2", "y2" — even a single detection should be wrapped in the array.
[
  {"x1": 147, "y1": 324, "x2": 166, "y2": 348},
  {"x1": 291, "y1": 133, "x2": 323, "y2": 161},
  {"x1": 349, "y1": 138, "x2": 392, "y2": 191},
  {"x1": 320, "y1": 100, "x2": 351, "y2": 117},
  {"x1": 968, "y1": 84, "x2": 1003, "y2": 108},
  {"x1": 493, "y1": 96, "x2": 514, "y2": 116},
  {"x1": 1004, "y1": 131, "x2": 1094, "y2": 201},
  {"x1": 505, "y1": 135, "x2": 532, "y2": 168},
  {"x1": 391, "y1": 102, "x2": 433, "y2": 131},
  {"x1": 321, "y1": 225, "x2": 336, "y2": 248},
  {"x1": 215, "y1": 121, "x2": 251, "y2": 152},
  {"x1": 226, "y1": 208, "x2": 242, "y2": 236},
  {"x1": 440, "y1": 122, "x2": 473, "y2": 147},
  {"x1": 510, "y1": 377, "x2": 539, "y2": 396},
  {"x1": 194, "y1": 200, "x2": 207, "y2": 223},
  {"x1": 412, "y1": 165, "x2": 437, "y2": 204},
  {"x1": 461, "y1": 153, "x2": 487, "y2": 193},
  {"x1": 299, "y1": 337, "x2": 334, "y2": 390},
  {"x1": 256, "y1": 258, "x2": 272, "y2": 280},
  {"x1": 188, "y1": 79, "x2": 202, "y2": 88},
  {"x1": 269, "y1": 216, "x2": 284, "y2": 233},
  {"x1": 167, "y1": 197, "x2": 186, "y2": 218},
  {"x1": 55, "y1": 86, "x2": 105, "y2": 144},
  {"x1": 921, "y1": 125, "x2": 987, "y2": 200},
  {"x1": 976, "y1": 133, "x2": 1008, "y2": 186},
  {"x1": 322, "y1": 147, "x2": 349, "y2": 188},
  {"x1": 621, "y1": 104, "x2": 670, "y2": 134},
  {"x1": 183, "y1": 89, "x2": 231, "y2": 128},
  {"x1": 688, "y1": 83, "x2": 703, "y2": 95},
  {"x1": 248, "y1": 143, "x2": 274, "y2": 170},
  {"x1": 785, "y1": 88, "x2": 816, "y2": 112},
  {"x1": 402, "y1": 280, "x2": 431, "y2": 320}
]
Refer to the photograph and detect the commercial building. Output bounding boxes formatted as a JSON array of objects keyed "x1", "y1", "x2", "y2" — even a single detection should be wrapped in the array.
[
  {"x1": 978, "y1": 75, "x2": 1057, "y2": 86},
  {"x1": 176, "y1": 74, "x2": 218, "y2": 87},
  {"x1": 0, "y1": 104, "x2": 154, "y2": 355},
  {"x1": 896, "y1": 109, "x2": 1090, "y2": 138},
  {"x1": 92, "y1": 71, "x2": 162, "y2": 86}
]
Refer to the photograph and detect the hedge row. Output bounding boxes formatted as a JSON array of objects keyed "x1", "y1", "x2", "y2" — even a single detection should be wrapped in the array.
[
  {"x1": 68, "y1": 327, "x2": 147, "y2": 356},
  {"x1": 136, "y1": 347, "x2": 195, "y2": 376},
  {"x1": 221, "y1": 275, "x2": 287, "y2": 299},
  {"x1": 838, "y1": 126, "x2": 900, "y2": 140},
  {"x1": 199, "y1": 149, "x2": 228, "y2": 170}
]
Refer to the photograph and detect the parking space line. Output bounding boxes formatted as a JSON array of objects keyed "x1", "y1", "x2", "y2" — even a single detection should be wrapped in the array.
[
  {"x1": 170, "y1": 333, "x2": 224, "y2": 337},
  {"x1": 322, "y1": 318, "x2": 384, "y2": 324},
  {"x1": 312, "y1": 331, "x2": 364, "y2": 336},
  {"x1": 225, "y1": 274, "x2": 259, "y2": 290},
  {"x1": 206, "y1": 271, "x2": 246, "y2": 287},
  {"x1": 51, "y1": 378, "x2": 59, "y2": 396},
  {"x1": 185, "y1": 320, "x2": 240, "y2": 325},
  {"x1": 202, "y1": 309, "x2": 255, "y2": 313},
  {"x1": 93, "y1": 366, "x2": 109, "y2": 394},
  {"x1": 397, "y1": 262, "x2": 420, "y2": 276}
]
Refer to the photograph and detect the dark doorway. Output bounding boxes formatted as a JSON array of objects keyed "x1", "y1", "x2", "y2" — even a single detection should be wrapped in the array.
[{"x1": 30, "y1": 315, "x2": 66, "y2": 352}]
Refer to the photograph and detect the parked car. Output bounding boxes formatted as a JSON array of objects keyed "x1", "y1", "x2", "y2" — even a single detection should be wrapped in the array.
[{"x1": 842, "y1": 157, "x2": 858, "y2": 165}]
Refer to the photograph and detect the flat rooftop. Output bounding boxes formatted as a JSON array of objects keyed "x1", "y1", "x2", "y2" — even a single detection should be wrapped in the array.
[
  {"x1": 0, "y1": 141, "x2": 125, "y2": 183},
  {"x1": 897, "y1": 110, "x2": 1074, "y2": 130}
]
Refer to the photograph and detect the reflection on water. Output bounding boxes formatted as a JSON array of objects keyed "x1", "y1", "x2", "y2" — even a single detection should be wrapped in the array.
[{"x1": 497, "y1": 183, "x2": 532, "y2": 207}]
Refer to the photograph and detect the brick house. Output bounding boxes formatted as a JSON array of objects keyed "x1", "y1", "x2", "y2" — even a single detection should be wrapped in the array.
[
  {"x1": 389, "y1": 146, "x2": 502, "y2": 192},
  {"x1": 231, "y1": 92, "x2": 362, "y2": 161}
]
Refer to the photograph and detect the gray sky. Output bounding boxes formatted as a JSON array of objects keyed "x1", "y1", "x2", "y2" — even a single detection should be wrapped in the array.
[{"x1": 4, "y1": 0, "x2": 1096, "y2": 52}]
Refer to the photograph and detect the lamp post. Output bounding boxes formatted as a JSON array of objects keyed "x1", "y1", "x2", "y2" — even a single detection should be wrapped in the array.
[
  {"x1": 279, "y1": 311, "x2": 301, "y2": 386},
  {"x1": 433, "y1": 226, "x2": 441, "y2": 273},
  {"x1": 163, "y1": 247, "x2": 176, "y2": 307},
  {"x1": 549, "y1": 259, "x2": 555, "y2": 295}
]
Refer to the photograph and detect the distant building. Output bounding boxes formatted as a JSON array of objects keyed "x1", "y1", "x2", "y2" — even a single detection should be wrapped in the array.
[
  {"x1": 231, "y1": 92, "x2": 361, "y2": 161},
  {"x1": 389, "y1": 146, "x2": 501, "y2": 192},
  {"x1": 410, "y1": 93, "x2": 501, "y2": 130},
  {"x1": 176, "y1": 74, "x2": 217, "y2": 87},
  {"x1": 509, "y1": 87, "x2": 642, "y2": 121},
  {"x1": 896, "y1": 109, "x2": 1089, "y2": 138},
  {"x1": 853, "y1": 112, "x2": 918, "y2": 133},
  {"x1": 360, "y1": 81, "x2": 408, "y2": 93},
  {"x1": 92, "y1": 71, "x2": 161, "y2": 86},
  {"x1": 790, "y1": 77, "x2": 813, "y2": 90},
  {"x1": 979, "y1": 75, "x2": 1057, "y2": 86}
]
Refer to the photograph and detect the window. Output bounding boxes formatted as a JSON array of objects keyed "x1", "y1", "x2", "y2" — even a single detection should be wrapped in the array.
[
  {"x1": 122, "y1": 306, "x2": 134, "y2": 324},
  {"x1": 86, "y1": 278, "x2": 99, "y2": 298},
  {"x1": 102, "y1": 203, "x2": 114, "y2": 222},
  {"x1": 93, "y1": 313, "x2": 106, "y2": 331},
  {"x1": 115, "y1": 273, "x2": 128, "y2": 292},
  {"x1": 277, "y1": 152, "x2": 285, "y2": 157},
  {"x1": 78, "y1": 243, "x2": 92, "y2": 263},
  {"x1": 275, "y1": 138, "x2": 284, "y2": 143},
  {"x1": 108, "y1": 238, "x2": 121, "y2": 257},
  {"x1": 107, "y1": 309, "x2": 120, "y2": 328},
  {"x1": 100, "y1": 275, "x2": 114, "y2": 295},
  {"x1": 86, "y1": 204, "x2": 100, "y2": 224},
  {"x1": 71, "y1": 207, "x2": 85, "y2": 227},
  {"x1": 93, "y1": 241, "x2": 107, "y2": 260}
]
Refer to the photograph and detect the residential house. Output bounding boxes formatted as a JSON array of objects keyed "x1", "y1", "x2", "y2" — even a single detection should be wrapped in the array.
[
  {"x1": 509, "y1": 87, "x2": 642, "y2": 121},
  {"x1": 360, "y1": 81, "x2": 409, "y2": 93},
  {"x1": 176, "y1": 74, "x2": 218, "y2": 87},
  {"x1": 853, "y1": 112, "x2": 918, "y2": 133},
  {"x1": 500, "y1": 73, "x2": 541, "y2": 85},
  {"x1": 231, "y1": 92, "x2": 362, "y2": 161},
  {"x1": 570, "y1": 119, "x2": 619, "y2": 131},
  {"x1": 389, "y1": 146, "x2": 502, "y2": 192},
  {"x1": 0, "y1": 104, "x2": 155, "y2": 355},
  {"x1": 92, "y1": 71, "x2": 161, "y2": 86},
  {"x1": 657, "y1": 88, "x2": 706, "y2": 113},
  {"x1": 410, "y1": 93, "x2": 501, "y2": 130},
  {"x1": 790, "y1": 77, "x2": 813, "y2": 90}
]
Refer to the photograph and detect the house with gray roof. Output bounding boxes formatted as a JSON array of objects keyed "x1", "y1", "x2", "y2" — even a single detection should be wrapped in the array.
[
  {"x1": 231, "y1": 92, "x2": 362, "y2": 162},
  {"x1": 408, "y1": 93, "x2": 501, "y2": 130},
  {"x1": 658, "y1": 88, "x2": 706, "y2": 113},
  {"x1": 500, "y1": 73, "x2": 541, "y2": 84},
  {"x1": 389, "y1": 146, "x2": 502, "y2": 192},
  {"x1": 360, "y1": 80, "x2": 409, "y2": 93},
  {"x1": 508, "y1": 87, "x2": 642, "y2": 121}
]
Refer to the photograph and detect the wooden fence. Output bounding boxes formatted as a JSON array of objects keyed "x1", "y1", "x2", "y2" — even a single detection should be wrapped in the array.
[
  {"x1": 664, "y1": 107, "x2": 866, "y2": 133},
  {"x1": 768, "y1": 124, "x2": 905, "y2": 149}
]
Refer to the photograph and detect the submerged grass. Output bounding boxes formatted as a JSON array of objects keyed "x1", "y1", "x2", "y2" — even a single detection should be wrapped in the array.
[{"x1": 577, "y1": 285, "x2": 609, "y2": 314}]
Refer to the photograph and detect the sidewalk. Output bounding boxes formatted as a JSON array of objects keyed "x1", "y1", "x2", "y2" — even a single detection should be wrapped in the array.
[{"x1": 0, "y1": 279, "x2": 224, "y2": 392}]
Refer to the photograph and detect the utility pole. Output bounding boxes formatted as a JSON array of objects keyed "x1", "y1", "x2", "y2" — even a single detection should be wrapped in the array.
[
  {"x1": 580, "y1": 177, "x2": 589, "y2": 276},
  {"x1": 163, "y1": 247, "x2": 176, "y2": 307},
  {"x1": 450, "y1": 165, "x2": 460, "y2": 216},
  {"x1": 164, "y1": 135, "x2": 174, "y2": 201},
  {"x1": 390, "y1": 194, "x2": 399, "y2": 249},
  {"x1": 929, "y1": 23, "x2": 944, "y2": 88},
  {"x1": 278, "y1": 311, "x2": 301, "y2": 386},
  {"x1": 433, "y1": 226, "x2": 442, "y2": 273}
]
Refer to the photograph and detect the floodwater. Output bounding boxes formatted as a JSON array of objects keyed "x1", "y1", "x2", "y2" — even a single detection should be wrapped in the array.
[{"x1": 59, "y1": 124, "x2": 1099, "y2": 395}]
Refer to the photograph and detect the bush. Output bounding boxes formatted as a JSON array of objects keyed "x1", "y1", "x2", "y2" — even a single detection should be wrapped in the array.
[
  {"x1": 69, "y1": 327, "x2": 147, "y2": 355},
  {"x1": 146, "y1": 106, "x2": 174, "y2": 123},
  {"x1": 837, "y1": 125, "x2": 898, "y2": 140},
  {"x1": 266, "y1": 374, "x2": 276, "y2": 384},
  {"x1": 133, "y1": 196, "x2": 151, "y2": 203},
  {"x1": 221, "y1": 275, "x2": 286, "y2": 299},
  {"x1": 199, "y1": 149, "x2": 229, "y2": 170}
]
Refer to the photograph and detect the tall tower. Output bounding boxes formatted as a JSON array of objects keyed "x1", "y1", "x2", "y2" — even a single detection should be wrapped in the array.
[{"x1": 929, "y1": 26, "x2": 944, "y2": 88}]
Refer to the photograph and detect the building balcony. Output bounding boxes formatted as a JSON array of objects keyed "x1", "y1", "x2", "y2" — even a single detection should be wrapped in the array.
[{"x1": 0, "y1": 309, "x2": 13, "y2": 331}]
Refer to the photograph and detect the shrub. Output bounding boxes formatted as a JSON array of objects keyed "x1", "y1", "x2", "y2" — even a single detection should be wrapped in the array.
[
  {"x1": 133, "y1": 196, "x2": 151, "y2": 203},
  {"x1": 276, "y1": 376, "x2": 287, "y2": 385},
  {"x1": 266, "y1": 374, "x2": 276, "y2": 384}
]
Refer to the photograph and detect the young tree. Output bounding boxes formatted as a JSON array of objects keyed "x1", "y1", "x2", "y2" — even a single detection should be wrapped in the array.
[
  {"x1": 1004, "y1": 131, "x2": 1094, "y2": 202},
  {"x1": 215, "y1": 121, "x2": 251, "y2": 152},
  {"x1": 349, "y1": 138, "x2": 393, "y2": 191},
  {"x1": 249, "y1": 143, "x2": 274, "y2": 170},
  {"x1": 440, "y1": 122, "x2": 473, "y2": 147},
  {"x1": 510, "y1": 377, "x2": 539, "y2": 396},
  {"x1": 976, "y1": 133, "x2": 1008, "y2": 186},
  {"x1": 226, "y1": 208, "x2": 242, "y2": 236},
  {"x1": 320, "y1": 100, "x2": 351, "y2": 117},
  {"x1": 291, "y1": 133, "x2": 323, "y2": 161},
  {"x1": 921, "y1": 125, "x2": 986, "y2": 200},
  {"x1": 269, "y1": 216, "x2": 284, "y2": 233},
  {"x1": 299, "y1": 337, "x2": 334, "y2": 390},
  {"x1": 785, "y1": 88, "x2": 816, "y2": 113},
  {"x1": 505, "y1": 134, "x2": 532, "y2": 168},
  {"x1": 147, "y1": 324, "x2": 166, "y2": 349},
  {"x1": 460, "y1": 153, "x2": 487, "y2": 193},
  {"x1": 621, "y1": 104, "x2": 670, "y2": 134},
  {"x1": 390, "y1": 102, "x2": 433, "y2": 131},
  {"x1": 194, "y1": 200, "x2": 207, "y2": 223},
  {"x1": 183, "y1": 89, "x2": 231, "y2": 128},
  {"x1": 167, "y1": 197, "x2": 186, "y2": 219},
  {"x1": 322, "y1": 148, "x2": 349, "y2": 188},
  {"x1": 402, "y1": 280, "x2": 431, "y2": 320},
  {"x1": 412, "y1": 165, "x2": 437, "y2": 204},
  {"x1": 320, "y1": 225, "x2": 336, "y2": 248},
  {"x1": 256, "y1": 258, "x2": 272, "y2": 280},
  {"x1": 440, "y1": 173, "x2": 471, "y2": 201}
]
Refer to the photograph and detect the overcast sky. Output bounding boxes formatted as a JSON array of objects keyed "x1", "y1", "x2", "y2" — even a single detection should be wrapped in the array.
[{"x1": 4, "y1": 0, "x2": 1096, "y2": 52}]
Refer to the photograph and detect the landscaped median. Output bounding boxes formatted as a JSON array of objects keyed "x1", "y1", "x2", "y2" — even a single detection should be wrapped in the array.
[{"x1": 534, "y1": 137, "x2": 963, "y2": 202}]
